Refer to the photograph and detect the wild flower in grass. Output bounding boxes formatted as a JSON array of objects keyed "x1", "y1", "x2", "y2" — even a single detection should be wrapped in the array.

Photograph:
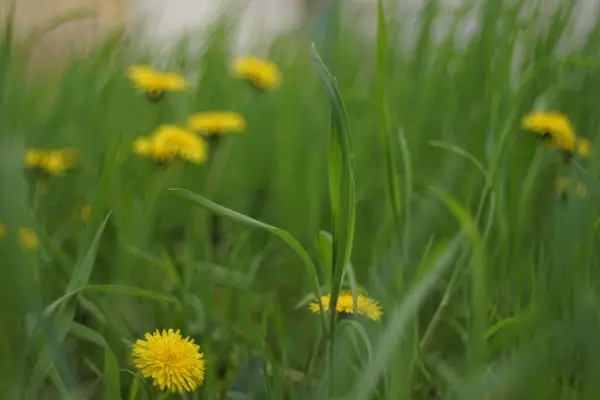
[
  {"x1": 80, "y1": 205, "x2": 92, "y2": 223},
  {"x1": 187, "y1": 111, "x2": 246, "y2": 136},
  {"x1": 25, "y1": 148, "x2": 79, "y2": 176},
  {"x1": 133, "y1": 125, "x2": 208, "y2": 165},
  {"x1": 231, "y1": 57, "x2": 281, "y2": 91},
  {"x1": 128, "y1": 65, "x2": 187, "y2": 101},
  {"x1": 555, "y1": 177, "x2": 588, "y2": 199},
  {"x1": 18, "y1": 228, "x2": 38, "y2": 249},
  {"x1": 521, "y1": 111, "x2": 591, "y2": 160},
  {"x1": 0, "y1": 222, "x2": 5, "y2": 239},
  {"x1": 309, "y1": 291, "x2": 383, "y2": 321},
  {"x1": 521, "y1": 111, "x2": 575, "y2": 143},
  {"x1": 133, "y1": 329, "x2": 205, "y2": 393}
]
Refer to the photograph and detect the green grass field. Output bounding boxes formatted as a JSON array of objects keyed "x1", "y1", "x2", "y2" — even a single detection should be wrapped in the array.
[{"x1": 2, "y1": 0, "x2": 600, "y2": 398}]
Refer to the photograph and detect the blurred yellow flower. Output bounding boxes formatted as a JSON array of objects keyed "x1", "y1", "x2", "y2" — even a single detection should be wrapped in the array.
[
  {"x1": 521, "y1": 111, "x2": 575, "y2": 143},
  {"x1": 521, "y1": 111, "x2": 592, "y2": 159},
  {"x1": 128, "y1": 65, "x2": 187, "y2": 100},
  {"x1": 81, "y1": 205, "x2": 92, "y2": 223},
  {"x1": 133, "y1": 329, "x2": 205, "y2": 393},
  {"x1": 0, "y1": 222, "x2": 5, "y2": 239},
  {"x1": 133, "y1": 125, "x2": 207, "y2": 165},
  {"x1": 19, "y1": 228, "x2": 38, "y2": 249},
  {"x1": 309, "y1": 291, "x2": 383, "y2": 321},
  {"x1": 555, "y1": 177, "x2": 588, "y2": 198},
  {"x1": 231, "y1": 57, "x2": 281, "y2": 90},
  {"x1": 187, "y1": 111, "x2": 246, "y2": 136},
  {"x1": 25, "y1": 148, "x2": 79, "y2": 176}
]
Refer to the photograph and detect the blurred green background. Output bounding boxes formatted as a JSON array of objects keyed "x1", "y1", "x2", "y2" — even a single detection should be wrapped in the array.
[{"x1": 3, "y1": 0, "x2": 600, "y2": 398}]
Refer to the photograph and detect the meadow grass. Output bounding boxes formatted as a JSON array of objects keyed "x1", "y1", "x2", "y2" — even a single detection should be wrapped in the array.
[{"x1": 2, "y1": 0, "x2": 600, "y2": 398}]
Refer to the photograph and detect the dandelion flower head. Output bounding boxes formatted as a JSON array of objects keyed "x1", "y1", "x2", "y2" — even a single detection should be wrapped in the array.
[
  {"x1": 133, "y1": 125, "x2": 207, "y2": 165},
  {"x1": 128, "y1": 65, "x2": 187, "y2": 99},
  {"x1": 187, "y1": 111, "x2": 246, "y2": 136},
  {"x1": 231, "y1": 57, "x2": 281, "y2": 90},
  {"x1": 133, "y1": 329, "x2": 205, "y2": 393},
  {"x1": 521, "y1": 111, "x2": 575, "y2": 143},
  {"x1": 309, "y1": 291, "x2": 383, "y2": 321}
]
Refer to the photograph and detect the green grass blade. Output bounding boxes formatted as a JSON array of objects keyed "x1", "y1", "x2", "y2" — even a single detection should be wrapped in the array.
[
  {"x1": 104, "y1": 347, "x2": 122, "y2": 400},
  {"x1": 311, "y1": 43, "x2": 357, "y2": 392},
  {"x1": 376, "y1": 0, "x2": 402, "y2": 234},
  {"x1": 42, "y1": 284, "x2": 178, "y2": 318}
]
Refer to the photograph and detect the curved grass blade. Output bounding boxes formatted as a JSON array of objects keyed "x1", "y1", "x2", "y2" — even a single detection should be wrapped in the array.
[
  {"x1": 311, "y1": 44, "x2": 357, "y2": 391},
  {"x1": 42, "y1": 284, "x2": 178, "y2": 319},
  {"x1": 170, "y1": 188, "x2": 326, "y2": 328}
]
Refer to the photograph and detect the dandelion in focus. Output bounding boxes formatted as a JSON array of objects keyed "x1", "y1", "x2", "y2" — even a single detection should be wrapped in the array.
[
  {"x1": 19, "y1": 228, "x2": 38, "y2": 249},
  {"x1": 128, "y1": 65, "x2": 187, "y2": 101},
  {"x1": 309, "y1": 291, "x2": 383, "y2": 321},
  {"x1": 133, "y1": 125, "x2": 207, "y2": 165},
  {"x1": 187, "y1": 111, "x2": 246, "y2": 136},
  {"x1": 133, "y1": 329, "x2": 205, "y2": 393},
  {"x1": 25, "y1": 148, "x2": 79, "y2": 176},
  {"x1": 231, "y1": 57, "x2": 281, "y2": 91}
]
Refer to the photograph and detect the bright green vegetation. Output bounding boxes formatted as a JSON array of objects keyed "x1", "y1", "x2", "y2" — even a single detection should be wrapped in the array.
[{"x1": 2, "y1": 0, "x2": 600, "y2": 398}]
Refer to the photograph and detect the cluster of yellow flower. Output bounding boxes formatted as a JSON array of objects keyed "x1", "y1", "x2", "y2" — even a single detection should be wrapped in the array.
[
  {"x1": 128, "y1": 57, "x2": 277, "y2": 165},
  {"x1": 25, "y1": 148, "x2": 80, "y2": 176},
  {"x1": 521, "y1": 111, "x2": 592, "y2": 198},
  {"x1": 0, "y1": 223, "x2": 38, "y2": 249}
]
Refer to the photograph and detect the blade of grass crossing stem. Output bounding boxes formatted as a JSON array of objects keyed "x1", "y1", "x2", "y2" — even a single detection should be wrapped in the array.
[
  {"x1": 170, "y1": 188, "x2": 326, "y2": 328},
  {"x1": 376, "y1": 0, "x2": 402, "y2": 235},
  {"x1": 43, "y1": 284, "x2": 177, "y2": 319},
  {"x1": 352, "y1": 233, "x2": 464, "y2": 400},
  {"x1": 429, "y1": 186, "x2": 487, "y2": 370},
  {"x1": 311, "y1": 44, "x2": 356, "y2": 394}
]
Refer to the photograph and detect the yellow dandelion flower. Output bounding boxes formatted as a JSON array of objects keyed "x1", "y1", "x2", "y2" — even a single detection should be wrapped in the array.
[
  {"x1": 231, "y1": 57, "x2": 281, "y2": 91},
  {"x1": 187, "y1": 111, "x2": 247, "y2": 136},
  {"x1": 128, "y1": 65, "x2": 187, "y2": 100},
  {"x1": 80, "y1": 205, "x2": 92, "y2": 223},
  {"x1": 134, "y1": 125, "x2": 207, "y2": 165},
  {"x1": 152, "y1": 125, "x2": 208, "y2": 164},
  {"x1": 521, "y1": 111, "x2": 575, "y2": 141},
  {"x1": 309, "y1": 291, "x2": 383, "y2": 321},
  {"x1": 19, "y1": 228, "x2": 38, "y2": 249},
  {"x1": 133, "y1": 329, "x2": 205, "y2": 393},
  {"x1": 0, "y1": 222, "x2": 5, "y2": 239}
]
